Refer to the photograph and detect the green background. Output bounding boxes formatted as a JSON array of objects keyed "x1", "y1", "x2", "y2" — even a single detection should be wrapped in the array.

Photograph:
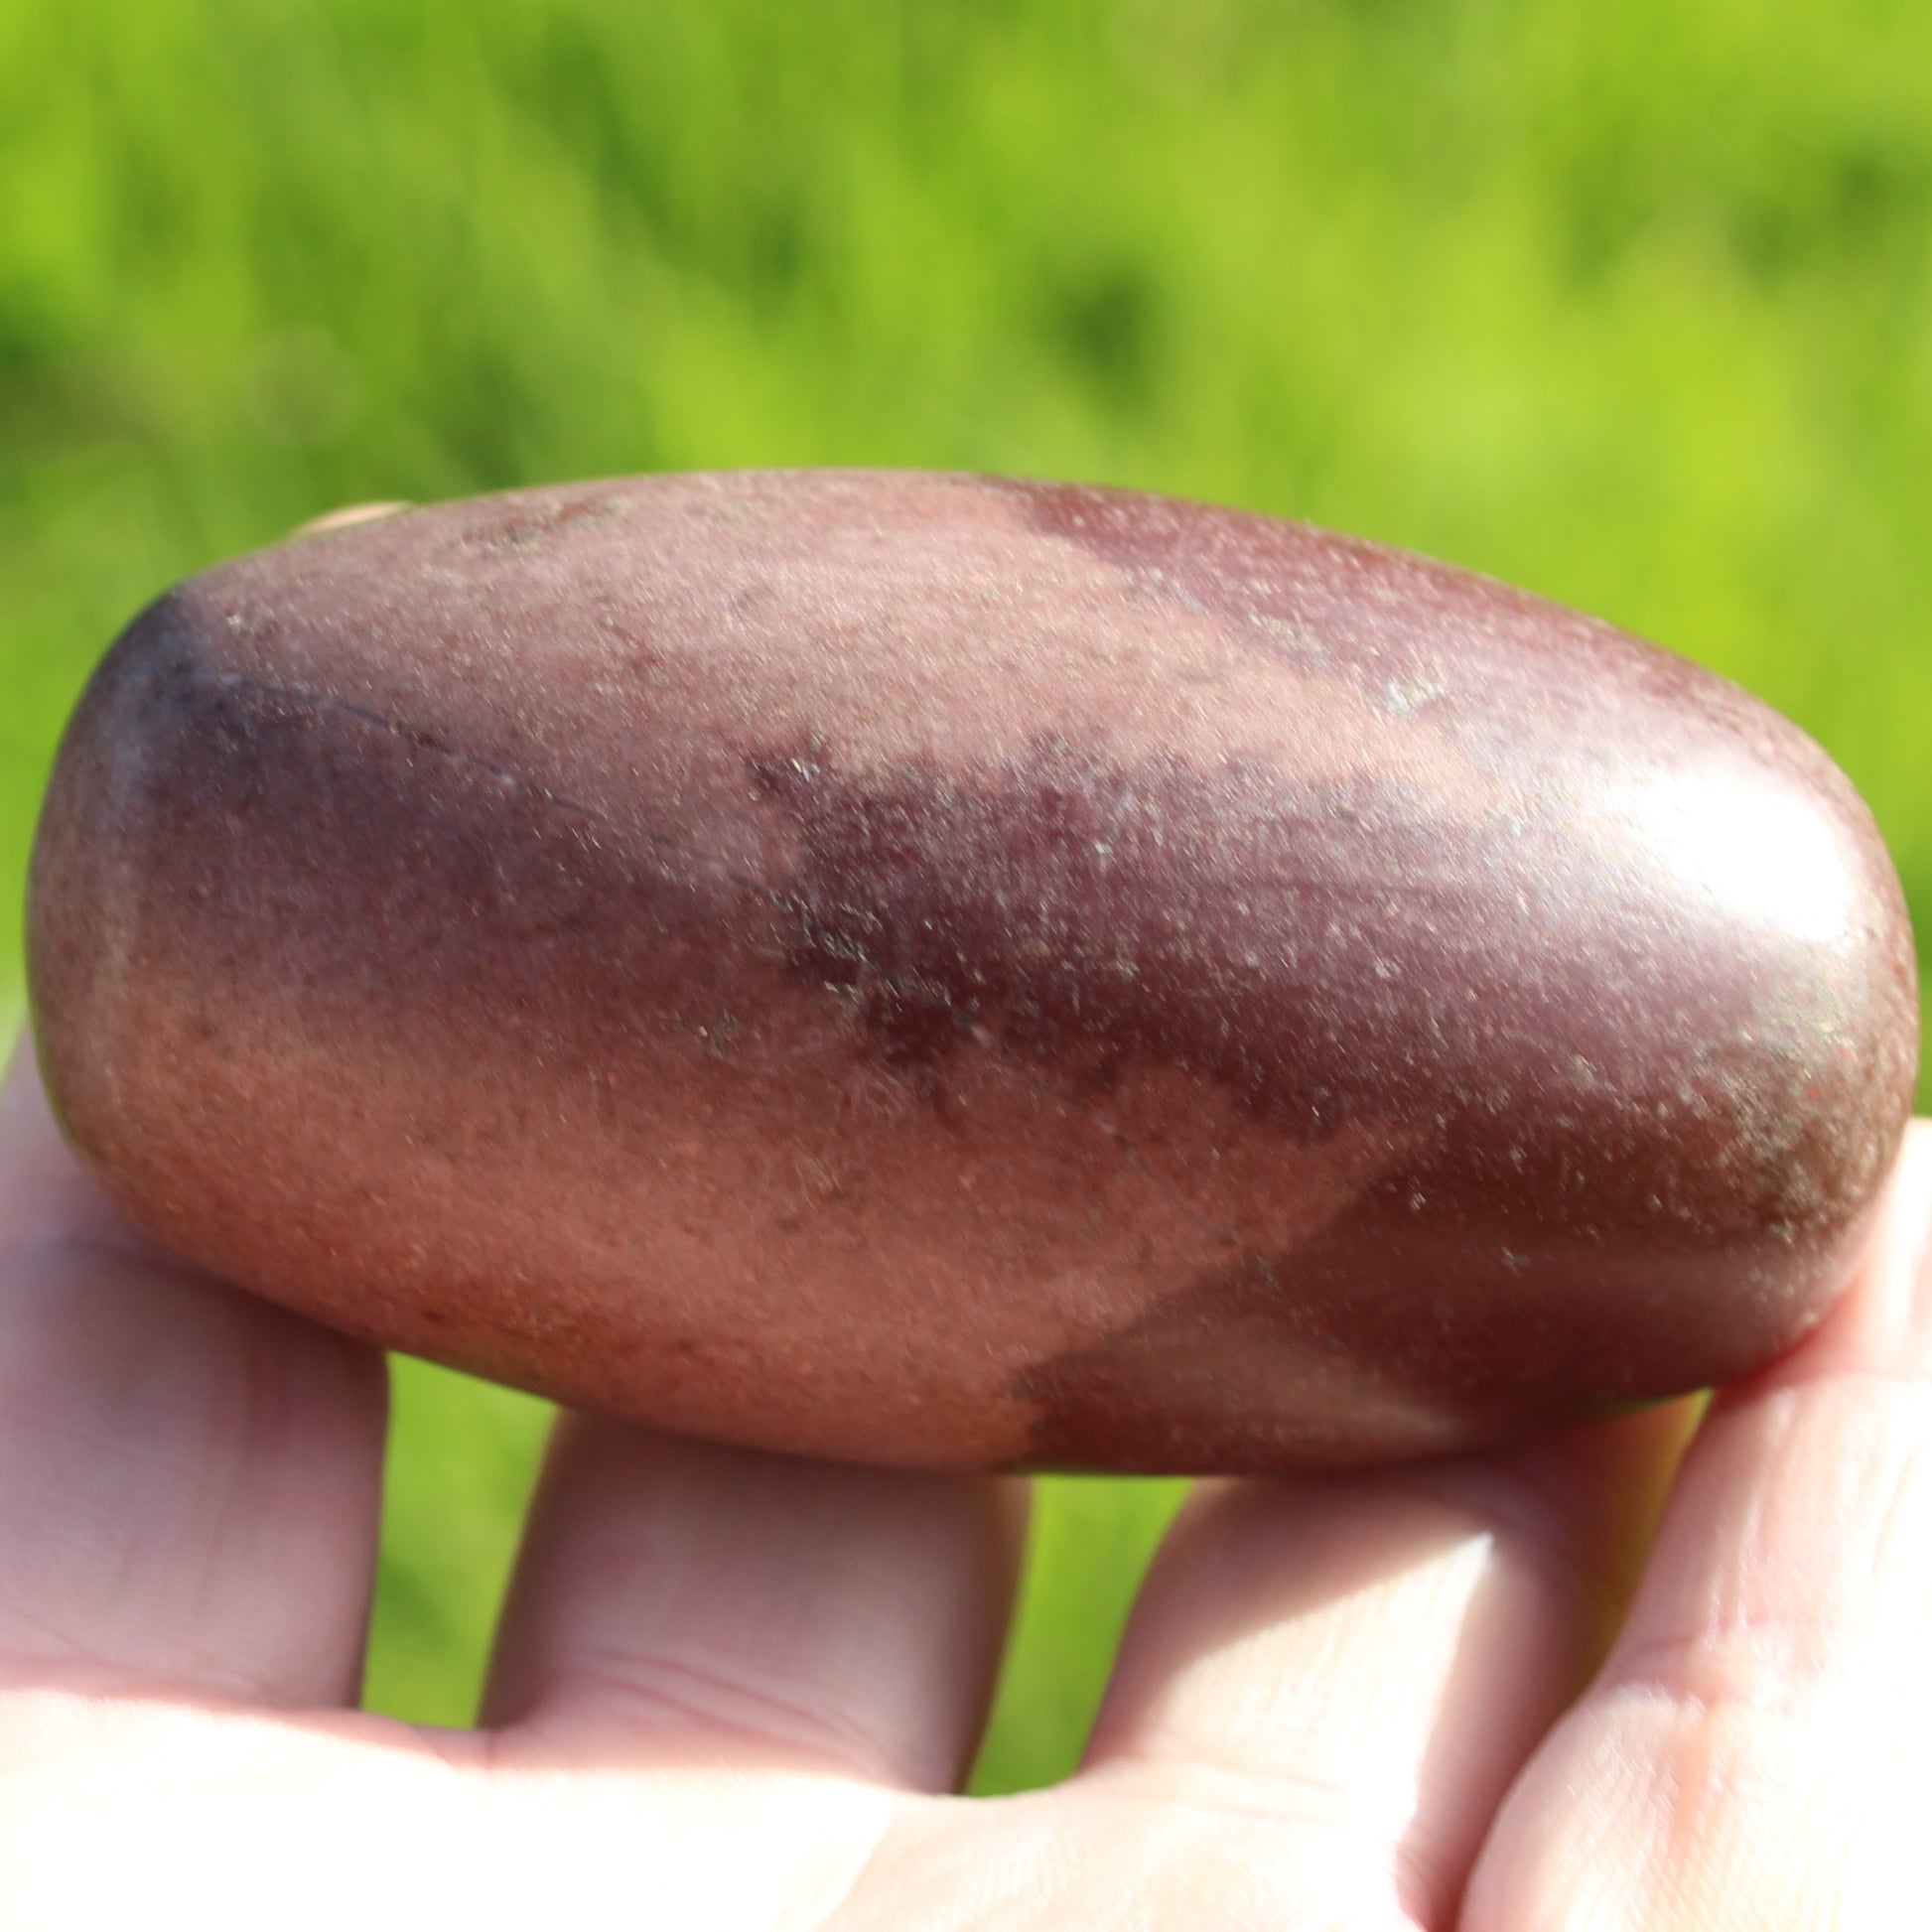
[{"x1": 2, "y1": 0, "x2": 1926, "y2": 1793}]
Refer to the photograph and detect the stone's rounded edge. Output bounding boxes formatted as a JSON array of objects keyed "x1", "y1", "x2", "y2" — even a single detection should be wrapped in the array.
[
  {"x1": 20, "y1": 471, "x2": 1925, "y2": 1473},
  {"x1": 24, "y1": 586, "x2": 187, "y2": 1184}
]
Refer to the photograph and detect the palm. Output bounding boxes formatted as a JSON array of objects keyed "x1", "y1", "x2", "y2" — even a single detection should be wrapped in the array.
[
  {"x1": 3, "y1": 1035, "x2": 1925, "y2": 1928},
  {"x1": 0, "y1": 1705, "x2": 1480, "y2": 1926}
]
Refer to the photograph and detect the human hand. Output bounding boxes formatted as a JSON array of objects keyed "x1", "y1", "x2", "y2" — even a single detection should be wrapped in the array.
[{"x1": 1, "y1": 1026, "x2": 1924, "y2": 1927}]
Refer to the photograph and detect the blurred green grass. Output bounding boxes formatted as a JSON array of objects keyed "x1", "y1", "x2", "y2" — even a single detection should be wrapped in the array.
[{"x1": 3, "y1": 0, "x2": 1927, "y2": 1792}]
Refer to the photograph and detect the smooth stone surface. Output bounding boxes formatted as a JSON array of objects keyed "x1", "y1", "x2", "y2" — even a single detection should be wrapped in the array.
[{"x1": 25, "y1": 471, "x2": 1921, "y2": 1471}]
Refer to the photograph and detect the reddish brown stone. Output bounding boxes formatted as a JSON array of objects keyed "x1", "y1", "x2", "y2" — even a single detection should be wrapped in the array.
[{"x1": 25, "y1": 472, "x2": 1920, "y2": 1470}]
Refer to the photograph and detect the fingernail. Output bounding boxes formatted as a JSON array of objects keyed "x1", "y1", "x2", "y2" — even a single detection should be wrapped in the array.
[{"x1": 292, "y1": 501, "x2": 414, "y2": 538}]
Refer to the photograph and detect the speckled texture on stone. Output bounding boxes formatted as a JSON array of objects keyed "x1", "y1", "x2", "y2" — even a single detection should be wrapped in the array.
[{"x1": 25, "y1": 471, "x2": 1921, "y2": 1471}]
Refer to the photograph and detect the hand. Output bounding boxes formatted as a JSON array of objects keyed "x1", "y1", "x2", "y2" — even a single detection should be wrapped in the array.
[{"x1": 1, "y1": 1027, "x2": 1924, "y2": 1928}]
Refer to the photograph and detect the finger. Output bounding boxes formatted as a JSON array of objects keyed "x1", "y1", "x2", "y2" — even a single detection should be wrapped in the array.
[
  {"x1": 0, "y1": 1031, "x2": 388, "y2": 1708},
  {"x1": 1462, "y1": 1124, "x2": 1932, "y2": 1929},
  {"x1": 483, "y1": 1415, "x2": 1027, "y2": 1793},
  {"x1": 1080, "y1": 1399, "x2": 1697, "y2": 1926}
]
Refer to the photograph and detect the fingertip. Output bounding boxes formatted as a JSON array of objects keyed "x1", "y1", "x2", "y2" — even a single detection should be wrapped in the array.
[
  {"x1": 1459, "y1": 1129, "x2": 1932, "y2": 1928},
  {"x1": 3, "y1": 1018, "x2": 38, "y2": 1105},
  {"x1": 1805, "y1": 1115, "x2": 1932, "y2": 1373},
  {"x1": 1698, "y1": 1118, "x2": 1932, "y2": 1410}
]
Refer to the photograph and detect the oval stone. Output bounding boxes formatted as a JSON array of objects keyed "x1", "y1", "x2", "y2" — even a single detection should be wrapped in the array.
[{"x1": 25, "y1": 471, "x2": 1921, "y2": 1471}]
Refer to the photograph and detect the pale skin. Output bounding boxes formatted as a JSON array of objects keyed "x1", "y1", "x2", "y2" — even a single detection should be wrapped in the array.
[{"x1": 1, "y1": 1021, "x2": 1927, "y2": 1929}]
